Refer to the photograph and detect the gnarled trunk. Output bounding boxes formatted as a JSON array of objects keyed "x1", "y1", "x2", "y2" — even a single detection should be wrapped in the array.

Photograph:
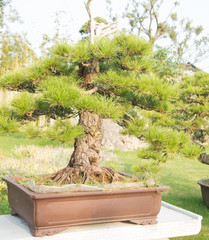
[
  {"x1": 69, "y1": 110, "x2": 102, "y2": 169},
  {"x1": 50, "y1": 110, "x2": 129, "y2": 184},
  {"x1": 79, "y1": 58, "x2": 99, "y2": 88}
]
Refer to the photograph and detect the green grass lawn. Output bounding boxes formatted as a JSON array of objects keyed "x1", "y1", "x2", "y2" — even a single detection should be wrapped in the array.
[
  {"x1": 0, "y1": 133, "x2": 209, "y2": 239},
  {"x1": 0, "y1": 132, "x2": 71, "y2": 157}
]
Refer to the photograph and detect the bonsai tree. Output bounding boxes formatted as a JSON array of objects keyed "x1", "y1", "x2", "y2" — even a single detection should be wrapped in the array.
[{"x1": 0, "y1": 32, "x2": 156, "y2": 184}]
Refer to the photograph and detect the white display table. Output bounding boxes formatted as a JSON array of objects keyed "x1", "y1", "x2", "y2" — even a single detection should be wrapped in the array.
[{"x1": 0, "y1": 201, "x2": 202, "y2": 240}]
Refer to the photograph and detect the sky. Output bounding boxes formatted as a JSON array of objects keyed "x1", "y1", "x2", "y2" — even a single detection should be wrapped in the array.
[{"x1": 8, "y1": 0, "x2": 209, "y2": 72}]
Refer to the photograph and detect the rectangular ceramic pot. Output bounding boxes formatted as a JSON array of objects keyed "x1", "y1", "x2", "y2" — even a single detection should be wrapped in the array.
[{"x1": 3, "y1": 176, "x2": 168, "y2": 237}]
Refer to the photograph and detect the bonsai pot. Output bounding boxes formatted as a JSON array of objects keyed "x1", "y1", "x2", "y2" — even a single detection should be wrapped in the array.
[
  {"x1": 198, "y1": 178, "x2": 209, "y2": 207},
  {"x1": 3, "y1": 176, "x2": 168, "y2": 237}
]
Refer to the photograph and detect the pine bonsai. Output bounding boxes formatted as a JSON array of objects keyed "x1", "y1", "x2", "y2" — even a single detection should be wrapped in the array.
[
  {"x1": 0, "y1": 33, "x2": 155, "y2": 184},
  {"x1": 1, "y1": 28, "x2": 205, "y2": 186}
]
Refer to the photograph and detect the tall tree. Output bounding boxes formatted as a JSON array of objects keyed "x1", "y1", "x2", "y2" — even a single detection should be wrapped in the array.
[
  {"x1": 0, "y1": 0, "x2": 11, "y2": 30},
  {"x1": 0, "y1": 32, "x2": 37, "y2": 73},
  {"x1": 123, "y1": 0, "x2": 179, "y2": 44},
  {"x1": 170, "y1": 18, "x2": 209, "y2": 64},
  {"x1": 0, "y1": 0, "x2": 37, "y2": 74}
]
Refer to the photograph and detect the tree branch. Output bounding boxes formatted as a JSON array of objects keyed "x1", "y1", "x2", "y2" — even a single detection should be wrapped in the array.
[
  {"x1": 84, "y1": 0, "x2": 92, "y2": 19},
  {"x1": 84, "y1": 0, "x2": 94, "y2": 43},
  {"x1": 84, "y1": 87, "x2": 98, "y2": 95}
]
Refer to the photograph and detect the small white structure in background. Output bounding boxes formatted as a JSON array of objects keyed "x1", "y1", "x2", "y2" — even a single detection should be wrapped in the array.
[
  {"x1": 102, "y1": 119, "x2": 149, "y2": 151},
  {"x1": 0, "y1": 201, "x2": 202, "y2": 240},
  {"x1": 0, "y1": 88, "x2": 19, "y2": 106},
  {"x1": 94, "y1": 18, "x2": 118, "y2": 40},
  {"x1": 84, "y1": 0, "x2": 118, "y2": 44}
]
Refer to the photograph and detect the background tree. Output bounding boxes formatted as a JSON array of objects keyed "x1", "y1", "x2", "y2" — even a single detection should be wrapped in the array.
[
  {"x1": 0, "y1": 0, "x2": 11, "y2": 31},
  {"x1": 0, "y1": 0, "x2": 37, "y2": 74},
  {"x1": 117, "y1": 0, "x2": 209, "y2": 66},
  {"x1": 122, "y1": 0, "x2": 179, "y2": 45},
  {"x1": 170, "y1": 18, "x2": 209, "y2": 64},
  {"x1": 0, "y1": 32, "x2": 37, "y2": 73}
]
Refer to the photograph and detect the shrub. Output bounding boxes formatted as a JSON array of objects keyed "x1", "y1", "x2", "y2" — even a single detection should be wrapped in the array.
[
  {"x1": 180, "y1": 143, "x2": 203, "y2": 157},
  {"x1": 24, "y1": 123, "x2": 41, "y2": 139}
]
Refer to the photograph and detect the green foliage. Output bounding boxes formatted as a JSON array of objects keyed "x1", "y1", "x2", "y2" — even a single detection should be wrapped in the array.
[
  {"x1": 0, "y1": 68, "x2": 31, "y2": 89},
  {"x1": 153, "y1": 47, "x2": 180, "y2": 81},
  {"x1": 120, "y1": 55, "x2": 153, "y2": 72},
  {"x1": 95, "y1": 70, "x2": 140, "y2": 89},
  {"x1": 0, "y1": 183, "x2": 11, "y2": 214},
  {"x1": 24, "y1": 123, "x2": 41, "y2": 139},
  {"x1": 134, "y1": 94, "x2": 167, "y2": 111},
  {"x1": 180, "y1": 143, "x2": 203, "y2": 157},
  {"x1": 41, "y1": 76, "x2": 82, "y2": 108},
  {"x1": 0, "y1": 55, "x2": 72, "y2": 91},
  {"x1": 122, "y1": 118, "x2": 146, "y2": 137},
  {"x1": 180, "y1": 72, "x2": 209, "y2": 101},
  {"x1": 43, "y1": 120, "x2": 84, "y2": 143},
  {"x1": 93, "y1": 38, "x2": 118, "y2": 59},
  {"x1": 0, "y1": 105, "x2": 20, "y2": 134},
  {"x1": 114, "y1": 32, "x2": 153, "y2": 55},
  {"x1": 138, "y1": 74, "x2": 178, "y2": 100},
  {"x1": 69, "y1": 40, "x2": 92, "y2": 63},
  {"x1": 134, "y1": 160, "x2": 161, "y2": 174},
  {"x1": 52, "y1": 40, "x2": 72, "y2": 57},
  {"x1": 138, "y1": 147, "x2": 167, "y2": 163},
  {"x1": 77, "y1": 94, "x2": 123, "y2": 120},
  {"x1": 140, "y1": 110, "x2": 175, "y2": 127},
  {"x1": 177, "y1": 72, "x2": 209, "y2": 141},
  {"x1": 11, "y1": 92, "x2": 38, "y2": 117},
  {"x1": 144, "y1": 125, "x2": 190, "y2": 152}
]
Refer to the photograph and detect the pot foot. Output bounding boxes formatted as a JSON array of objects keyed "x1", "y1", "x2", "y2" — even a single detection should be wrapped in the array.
[
  {"x1": 10, "y1": 209, "x2": 17, "y2": 216},
  {"x1": 30, "y1": 226, "x2": 68, "y2": 237},
  {"x1": 128, "y1": 217, "x2": 157, "y2": 225}
]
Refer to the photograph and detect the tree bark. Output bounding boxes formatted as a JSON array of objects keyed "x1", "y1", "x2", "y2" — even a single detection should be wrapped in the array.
[
  {"x1": 79, "y1": 58, "x2": 99, "y2": 88},
  {"x1": 69, "y1": 110, "x2": 102, "y2": 169}
]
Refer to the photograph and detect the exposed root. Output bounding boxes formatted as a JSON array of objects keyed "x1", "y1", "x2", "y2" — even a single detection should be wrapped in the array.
[{"x1": 46, "y1": 165, "x2": 138, "y2": 185}]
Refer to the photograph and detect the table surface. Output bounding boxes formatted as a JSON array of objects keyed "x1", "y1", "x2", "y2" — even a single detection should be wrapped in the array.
[{"x1": 0, "y1": 201, "x2": 203, "y2": 240}]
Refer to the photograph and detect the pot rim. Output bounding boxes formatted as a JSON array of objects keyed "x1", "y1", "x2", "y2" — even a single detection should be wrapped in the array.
[
  {"x1": 198, "y1": 178, "x2": 209, "y2": 187},
  {"x1": 2, "y1": 176, "x2": 169, "y2": 199}
]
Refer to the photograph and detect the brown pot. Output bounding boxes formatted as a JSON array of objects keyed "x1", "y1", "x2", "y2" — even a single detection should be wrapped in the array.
[
  {"x1": 3, "y1": 176, "x2": 168, "y2": 237},
  {"x1": 198, "y1": 178, "x2": 209, "y2": 207}
]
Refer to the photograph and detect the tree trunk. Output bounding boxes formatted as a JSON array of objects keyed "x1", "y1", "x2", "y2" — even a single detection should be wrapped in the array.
[
  {"x1": 69, "y1": 110, "x2": 102, "y2": 170},
  {"x1": 79, "y1": 58, "x2": 99, "y2": 88}
]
